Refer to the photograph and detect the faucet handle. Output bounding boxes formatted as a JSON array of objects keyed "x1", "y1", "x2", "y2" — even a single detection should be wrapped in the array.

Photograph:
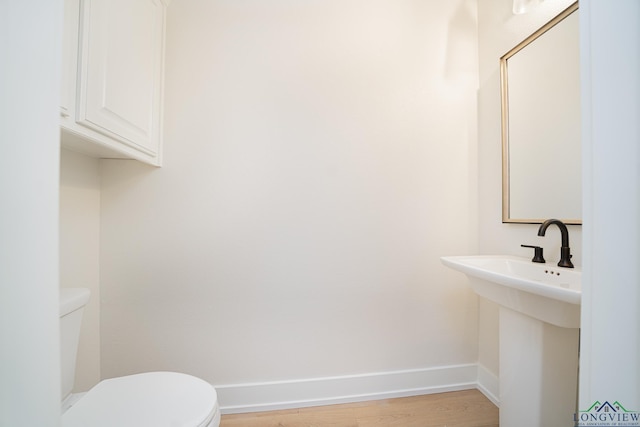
[
  {"x1": 558, "y1": 247, "x2": 574, "y2": 268},
  {"x1": 521, "y1": 244, "x2": 546, "y2": 263}
]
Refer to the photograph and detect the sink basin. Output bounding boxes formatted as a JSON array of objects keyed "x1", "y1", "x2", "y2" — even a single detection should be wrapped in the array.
[
  {"x1": 442, "y1": 255, "x2": 582, "y2": 426},
  {"x1": 441, "y1": 255, "x2": 581, "y2": 328}
]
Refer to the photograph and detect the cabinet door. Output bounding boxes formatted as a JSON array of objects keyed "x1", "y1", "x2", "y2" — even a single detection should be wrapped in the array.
[
  {"x1": 60, "y1": 0, "x2": 79, "y2": 118},
  {"x1": 77, "y1": 0, "x2": 165, "y2": 157}
]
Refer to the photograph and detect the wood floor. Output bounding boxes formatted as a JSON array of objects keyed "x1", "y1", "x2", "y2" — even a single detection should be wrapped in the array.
[{"x1": 220, "y1": 389, "x2": 499, "y2": 427}]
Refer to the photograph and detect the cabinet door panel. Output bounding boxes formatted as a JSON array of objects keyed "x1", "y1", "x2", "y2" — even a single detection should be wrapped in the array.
[{"x1": 77, "y1": 0, "x2": 164, "y2": 156}]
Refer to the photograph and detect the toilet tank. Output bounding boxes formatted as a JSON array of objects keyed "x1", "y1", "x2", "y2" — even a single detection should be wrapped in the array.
[{"x1": 59, "y1": 288, "x2": 90, "y2": 403}]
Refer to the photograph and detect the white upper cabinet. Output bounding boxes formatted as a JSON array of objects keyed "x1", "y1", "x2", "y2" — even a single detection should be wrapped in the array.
[{"x1": 61, "y1": 0, "x2": 168, "y2": 166}]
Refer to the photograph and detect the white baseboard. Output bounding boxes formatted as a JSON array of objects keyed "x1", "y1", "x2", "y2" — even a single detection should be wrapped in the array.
[
  {"x1": 215, "y1": 363, "x2": 480, "y2": 414},
  {"x1": 476, "y1": 363, "x2": 500, "y2": 407}
]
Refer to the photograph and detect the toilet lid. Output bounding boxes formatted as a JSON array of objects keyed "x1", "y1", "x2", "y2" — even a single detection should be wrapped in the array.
[{"x1": 61, "y1": 372, "x2": 219, "y2": 427}]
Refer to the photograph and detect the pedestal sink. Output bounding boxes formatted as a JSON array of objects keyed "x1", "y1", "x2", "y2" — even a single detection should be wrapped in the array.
[{"x1": 441, "y1": 255, "x2": 581, "y2": 427}]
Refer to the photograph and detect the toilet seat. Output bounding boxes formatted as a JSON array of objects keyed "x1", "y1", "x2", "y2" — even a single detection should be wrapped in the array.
[{"x1": 61, "y1": 372, "x2": 220, "y2": 427}]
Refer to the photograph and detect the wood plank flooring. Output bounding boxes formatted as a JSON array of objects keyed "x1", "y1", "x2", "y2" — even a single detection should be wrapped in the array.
[{"x1": 220, "y1": 389, "x2": 499, "y2": 427}]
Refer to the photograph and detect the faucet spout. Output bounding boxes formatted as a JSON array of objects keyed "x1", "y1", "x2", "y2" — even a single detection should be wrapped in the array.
[{"x1": 538, "y1": 219, "x2": 574, "y2": 268}]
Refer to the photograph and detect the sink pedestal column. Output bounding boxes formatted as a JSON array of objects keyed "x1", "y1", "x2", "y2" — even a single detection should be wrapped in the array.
[{"x1": 499, "y1": 307, "x2": 580, "y2": 427}]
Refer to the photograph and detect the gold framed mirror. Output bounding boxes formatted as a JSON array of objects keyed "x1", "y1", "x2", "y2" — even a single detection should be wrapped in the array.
[{"x1": 501, "y1": 2, "x2": 581, "y2": 224}]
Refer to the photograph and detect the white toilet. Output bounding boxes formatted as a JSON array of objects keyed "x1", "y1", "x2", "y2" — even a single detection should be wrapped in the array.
[{"x1": 60, "y1": 288, "x2": 221, "y2": 427}]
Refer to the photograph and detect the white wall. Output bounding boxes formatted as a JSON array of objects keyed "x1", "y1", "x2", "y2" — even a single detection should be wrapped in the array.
[
  {"x1": 59, "y1": 149, "x2": 102, "y2": 391},
  {"x1": 579, "y1": 0, "x2": 640, "y2": 410},
  {"x1": 0, "y1": 1, "x2": 63, "y2": 426},
  {"x1": 476, "y1": 0, "x2": 581, "y2": 380},
  {"x1": 99, "y1": 0, "x2": 480, "y2": 412}
]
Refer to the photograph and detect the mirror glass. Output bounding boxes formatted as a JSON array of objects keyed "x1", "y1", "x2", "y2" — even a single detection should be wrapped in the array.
[{"x1": 501, "y1": 2, "x2": 581, "y2": 224}]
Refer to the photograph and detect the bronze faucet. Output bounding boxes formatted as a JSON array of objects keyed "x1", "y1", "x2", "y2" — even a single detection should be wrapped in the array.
[{"x1": 537, "y1": 219, "x2": 574, "y2": 268}]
